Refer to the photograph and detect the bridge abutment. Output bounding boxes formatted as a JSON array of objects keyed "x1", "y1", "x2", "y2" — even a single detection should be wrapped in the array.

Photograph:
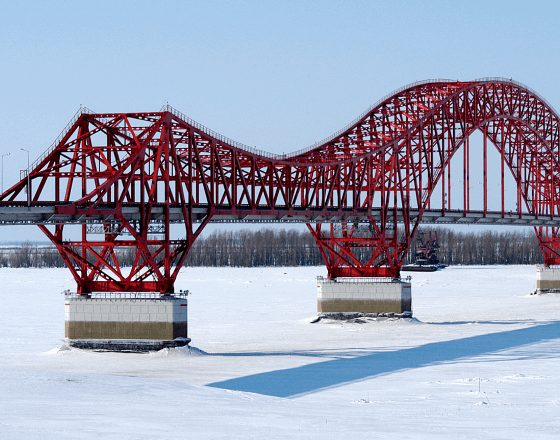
[
  {"x1": 536, "y1": 266, "x2": 560, "y2": 293},
  {"x1": 316, "y1": 276, "x2": 412, "y2": 317},
  {"x1": 64, "y1": 292, "x2": 190, "y2": 351}
]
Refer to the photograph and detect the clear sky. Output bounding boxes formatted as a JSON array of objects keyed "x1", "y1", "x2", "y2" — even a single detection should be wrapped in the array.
[{"x1": 1, "y1": 0, "x2": 559, "y2": 241}]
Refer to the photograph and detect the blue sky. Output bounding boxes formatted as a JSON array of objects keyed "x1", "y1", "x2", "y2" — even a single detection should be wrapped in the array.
[{"x1": 1, "y1": 0, "x2": 559, "y2": 241}]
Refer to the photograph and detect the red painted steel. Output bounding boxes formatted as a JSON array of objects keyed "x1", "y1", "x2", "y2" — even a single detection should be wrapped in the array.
[{"x1": 1, "y1": 79, "x2": 560, "y2": 291}]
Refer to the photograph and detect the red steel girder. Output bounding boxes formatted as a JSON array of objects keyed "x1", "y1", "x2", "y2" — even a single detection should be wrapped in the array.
[{"x1": 1, "y1": 79, "x2": 560, "y2": 291}]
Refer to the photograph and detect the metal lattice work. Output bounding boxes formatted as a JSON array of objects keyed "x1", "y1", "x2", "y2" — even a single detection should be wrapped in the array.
[{"x1": 1, "y1": 78, "x2": 560, "y2": 291}]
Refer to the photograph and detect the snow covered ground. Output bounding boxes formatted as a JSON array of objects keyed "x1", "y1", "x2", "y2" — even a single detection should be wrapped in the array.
[{"x1": 0, "y1": 265, "x2": 559, "y2": 439}]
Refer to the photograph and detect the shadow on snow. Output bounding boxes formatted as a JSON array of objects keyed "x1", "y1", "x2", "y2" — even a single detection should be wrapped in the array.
[{"x1": 207, "y1": 321, "x2": 560, "y2": 398}]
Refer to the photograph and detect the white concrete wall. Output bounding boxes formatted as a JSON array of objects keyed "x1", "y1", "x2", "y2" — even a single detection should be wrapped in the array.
[
  {"x1": 536, "y1": 266, "x2": 560, "y2": 281},
  {"x1": 65, "y1": 297, "x2": 187, "y2": 323},
  {"x1": 317, "y1": 276, "x2": 411, "y2": 301}
]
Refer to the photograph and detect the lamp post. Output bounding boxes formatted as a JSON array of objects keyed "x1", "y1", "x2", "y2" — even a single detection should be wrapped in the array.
[
  {"x1": 19, "y1": 148, "x2": 30, "y2": 206},
  {"x1": 1, "y1": 152, "x2": 10, "y2": 195}
]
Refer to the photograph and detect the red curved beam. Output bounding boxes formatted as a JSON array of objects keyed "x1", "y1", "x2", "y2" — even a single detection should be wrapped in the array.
[{"x1": 1, "y1": 78, "x2": 559, "y2": 291}]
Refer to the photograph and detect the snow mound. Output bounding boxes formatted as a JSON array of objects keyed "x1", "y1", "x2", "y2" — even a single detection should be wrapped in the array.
[
  {"x1": 43, "y1": 347, "x2": 62, "y2": 355},
  {"x1": 146, "y1": 345, "x2": 207, "y2": 357},
  {"x1": 173, "y1": 345, "x2": 207, "y2": 356},
  {"x1": 42, "y1": 342, "x2": 73, "y2": 355},
  {"x1": 503, "y1": 373, "x2": 547, "y2": 380},
  {"x1": 353, "y1": 399, "x2": 373, "y2": 404}
]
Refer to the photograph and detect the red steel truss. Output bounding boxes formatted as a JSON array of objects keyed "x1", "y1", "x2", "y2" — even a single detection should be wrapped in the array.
[{"x1": 1, "y1": 78, "x2": 560, "y2": 292}]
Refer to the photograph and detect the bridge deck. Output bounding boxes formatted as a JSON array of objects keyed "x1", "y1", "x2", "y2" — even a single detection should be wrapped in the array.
[{"x1": 0, "y1": 205, "x2": 558, "y2": 227}]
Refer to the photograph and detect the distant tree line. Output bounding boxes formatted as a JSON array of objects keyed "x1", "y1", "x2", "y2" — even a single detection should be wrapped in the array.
[
  {"x1": 184, "y1": 228, "x2": 323, "y2": 267},
  {"x1": 0, "y1": 226, "x2": 544, "y2": 268},
  {"x1": 0, "y1": 242, "x2": 66, "y2": 268}
]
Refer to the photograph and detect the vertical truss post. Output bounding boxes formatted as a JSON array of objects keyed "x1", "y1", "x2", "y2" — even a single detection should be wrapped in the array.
[{"x1": 483, "y1": 125, "x2": 487, "y2": 216}]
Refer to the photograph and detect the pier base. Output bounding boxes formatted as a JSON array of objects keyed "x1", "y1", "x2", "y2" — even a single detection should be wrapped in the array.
[
  {"x1": 536, "y1": 266, "x2": 560, "y2": 293},
  {"x1": 64, "y1": 292, "x2": 189, "y2": 351},
  {"x1": 317, "y1": 276, "x2": 412, "y2": 316}
]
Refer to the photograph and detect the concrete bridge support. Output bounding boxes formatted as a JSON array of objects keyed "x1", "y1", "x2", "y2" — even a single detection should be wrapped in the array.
[
  {"x1": 316, "y1": 276, "x2": 412, "y2": 317},
  {"x1": 64, "y1": 292, "x2": 190, "y2": 351},
  {"x1": 536, "y1": 266, "x2": 560, "y2": 293}
]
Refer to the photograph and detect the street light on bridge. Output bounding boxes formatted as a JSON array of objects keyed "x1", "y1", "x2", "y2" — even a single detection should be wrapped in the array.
[
  {"x1": 19, "y1": 148, "x2": 30, "y2": 206},
  {"x1": 1, "y1": 152, "x2": 10, "y2": 195}
]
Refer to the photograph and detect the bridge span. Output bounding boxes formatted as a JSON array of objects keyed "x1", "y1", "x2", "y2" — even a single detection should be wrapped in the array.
[
  {"x1": 3, "y1": 205, "x2": 560, "y2": 227},
  {"x1": 1, "y1": 78, "x2": 560, "y2": 345},
  {"x1": 2, "y1": 78, "x2": 560, "y2": 291}
]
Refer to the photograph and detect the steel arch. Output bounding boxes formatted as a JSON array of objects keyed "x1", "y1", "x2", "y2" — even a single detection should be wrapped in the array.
[
  {"x1": 303, "y1": 79, "x2": 560, "y2": 276},
  {"x1": 1, "y1": 78, "x2": 559, "y2": 292}
]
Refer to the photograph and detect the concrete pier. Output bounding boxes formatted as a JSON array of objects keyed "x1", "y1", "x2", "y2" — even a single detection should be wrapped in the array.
[
  {"x1": 64, "y1": 292, "x2": 189, "y2": 351},
  {"x1": 536, "y1": 265, "x2": 560, "y2": 293},
  {"x1": 317, "y1": 276, "x2": 412, "y2": 316}
]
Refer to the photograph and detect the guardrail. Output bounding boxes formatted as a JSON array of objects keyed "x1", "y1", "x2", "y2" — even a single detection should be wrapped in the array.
[
  {"x1": 473, "y1": 77, "x2": 560, "y2": 119},
  {"x1": 318, "y1": 275, "x2": 412, "y2": 283},
  {"x1": 63, "y1": 291, "x2": 190, "y2": 299},
  {"x1": 20, "y1": 107, "x2": 95, "y2": 179},
  {"x1": 22, "y1": 78, "x2": 556, "y2": 176},
  {"x1": 161, "y1": 104, "x2": 281, "y2": 159},
  {"x1": 289, "y1": 77, "x2": 560, "y2": 158}
]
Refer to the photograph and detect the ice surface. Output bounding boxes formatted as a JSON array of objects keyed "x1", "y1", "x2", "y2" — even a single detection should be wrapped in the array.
[{"x1": 0, "y1": 265, "x2": 559, "y2": 439}]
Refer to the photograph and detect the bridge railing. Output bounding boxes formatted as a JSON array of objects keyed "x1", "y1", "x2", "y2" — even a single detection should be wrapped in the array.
[
  {"x1": 288, "y1": 78, "x2": 459, "y2": 158},
  {"x1": 289, "y1": 77, "x2": 560, "y2": 158},
  {"x1": 474, "y1": 77, "x2": 560, "y2": 118},
  {"x1": 162, "y1": 79, "x2": 458, "y2": 161},
  {"x1": 161, "y1": 104, "x2": 282, "y2": 160},
  {"x1": 21, "y1": 78, "x2": 558, "y2": 180},
  {"x1": 22, "y1": 107, "x2": 95, "y2": 178},
  {"x1": 317, "y1": 275, "x2": 412, "y2": 284}
]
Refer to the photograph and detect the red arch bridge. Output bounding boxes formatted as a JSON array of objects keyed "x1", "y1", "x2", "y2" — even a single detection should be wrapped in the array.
[{"x1": 1, "y1": 78, "x2": 560, "y2": 296}]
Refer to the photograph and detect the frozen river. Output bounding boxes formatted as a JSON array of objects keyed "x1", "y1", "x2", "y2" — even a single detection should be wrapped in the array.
[{"x1": 0, "y1": 265, "x2": 559, "y2": 439}]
